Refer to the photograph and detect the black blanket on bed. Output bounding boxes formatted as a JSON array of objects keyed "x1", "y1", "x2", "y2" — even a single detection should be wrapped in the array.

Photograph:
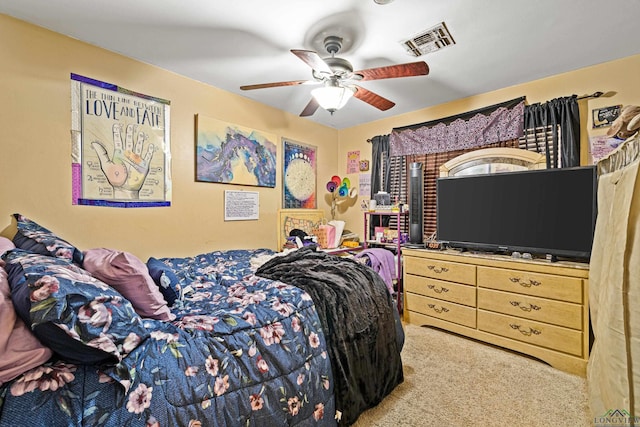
[{"x1": 256, "y1": 247, "x2": 404, "y2": 426}]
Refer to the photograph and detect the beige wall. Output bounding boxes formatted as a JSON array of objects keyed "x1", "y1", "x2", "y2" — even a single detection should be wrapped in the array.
[
  {"x1": 0, "y1": 14, "x2": 337, "y2": 259},
  {"x1": 337, "y1": 54, "x2": 640, "y2": 238},
  {"x1": 2, "y1": 14, "x2": 639, "y2": 259}
]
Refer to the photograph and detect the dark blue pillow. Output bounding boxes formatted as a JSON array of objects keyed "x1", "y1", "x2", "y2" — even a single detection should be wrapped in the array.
[
  {"x1": 12, "y1": 214, "x2": 84, "y2": 265},
  {"x1": 146, "y1": 257, "x2": 181, "y2": 306},
  {"x1": 2, "y1": 249, "x2": 149, "y2": 365}
]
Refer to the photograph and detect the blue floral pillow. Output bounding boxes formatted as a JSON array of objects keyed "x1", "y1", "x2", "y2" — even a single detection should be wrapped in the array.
[
  {"x1": 2, "y1": 249, "x2": 149, "y2": 365},
  {"x1": 146, "y1": 257, "x2": 181, "y2": 306},
  {"x1": 12, "y1": 214, "x2": 84, "y2": 265}
]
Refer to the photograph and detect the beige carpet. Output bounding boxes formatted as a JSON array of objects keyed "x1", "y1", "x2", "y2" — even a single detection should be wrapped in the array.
[{"x1": 353, "y1": 324, "x2": 590, "y2": 426}]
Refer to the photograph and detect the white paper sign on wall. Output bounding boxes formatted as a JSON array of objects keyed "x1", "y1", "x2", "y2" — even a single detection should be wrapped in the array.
[{"x1": 224, "y1": 190, "x2": 259, "y2": 221}]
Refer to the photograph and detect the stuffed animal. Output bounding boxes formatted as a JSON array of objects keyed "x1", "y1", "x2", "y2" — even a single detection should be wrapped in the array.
[
  {"x1": 607, "y1": 105, "x2": 640, "y2": 139},
  {"x1": 628, "y1": 110, "x2": 640, "y2": 135}
]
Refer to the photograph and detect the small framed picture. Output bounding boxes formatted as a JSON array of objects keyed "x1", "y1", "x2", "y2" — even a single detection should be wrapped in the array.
[{"x1": 592, "y1": 105, "x2": 621, "y2": 128}]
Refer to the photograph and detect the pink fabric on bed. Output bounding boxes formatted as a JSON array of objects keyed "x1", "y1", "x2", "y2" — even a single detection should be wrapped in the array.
[
  {"x1": 0, "y1": 236, "x2": 14, "y2": 256},
  {"x1": 0, "y1": 258, "x2": 53, "y2": 385},
  {"x1": 82, "y1": 248, "x2": 175, "y2": 321}
]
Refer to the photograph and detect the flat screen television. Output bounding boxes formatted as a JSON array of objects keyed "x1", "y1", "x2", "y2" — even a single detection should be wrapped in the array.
[{"x1": 436, "y1": 166, "x2": 597, "y2": 261}]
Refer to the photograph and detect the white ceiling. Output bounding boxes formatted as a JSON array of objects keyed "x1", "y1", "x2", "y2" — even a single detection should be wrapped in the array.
[{"x1": 2, "y1": 0, "x2": 640, "y2": 129}]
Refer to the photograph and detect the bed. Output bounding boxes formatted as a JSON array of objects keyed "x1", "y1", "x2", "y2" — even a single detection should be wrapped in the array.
[{"x1": 0, "y1": 214, "x2": 403, "y2": 426}]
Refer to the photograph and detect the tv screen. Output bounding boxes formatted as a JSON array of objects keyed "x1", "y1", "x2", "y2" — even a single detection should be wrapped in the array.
[{"x1": 436, "y1": 166, "x2": 597, "y2": 260}]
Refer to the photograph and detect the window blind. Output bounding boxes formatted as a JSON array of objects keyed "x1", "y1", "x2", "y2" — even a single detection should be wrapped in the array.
[{"x1": 519, "y1": 124, "x2": 562, "y2": 168}]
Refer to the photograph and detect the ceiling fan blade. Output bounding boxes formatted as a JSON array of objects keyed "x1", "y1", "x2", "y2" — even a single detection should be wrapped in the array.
[
  {"x1": 240, "y1": 80, "x2": 310, "y2": 91},
  {"x1": 299, "y1": 98, "x2": 320, "y2": 117},
  {"x1": 353, "y1": 86, "x2": 395, "y2": 111},
  {"x1": 354, "y1": 61, "x2": 429, "y2": 81},
  {"x1": 291, "y1": 49, "x2": 333, "y2": 74}
]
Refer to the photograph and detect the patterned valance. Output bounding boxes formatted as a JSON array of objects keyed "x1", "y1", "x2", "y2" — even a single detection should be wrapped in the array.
[{"x1": 390, "y1": 97, "x2": 526, "y2": 156}]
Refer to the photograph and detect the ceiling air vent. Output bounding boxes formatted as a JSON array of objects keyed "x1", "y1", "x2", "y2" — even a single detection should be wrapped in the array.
[{"x1": 401, "y1": 22, "x2": 455, "y2": 57}]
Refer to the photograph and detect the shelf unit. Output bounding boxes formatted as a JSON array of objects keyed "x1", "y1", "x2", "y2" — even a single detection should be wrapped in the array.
[{"x1": 363, "y1": 210, "x2": 408, "y2": 313}]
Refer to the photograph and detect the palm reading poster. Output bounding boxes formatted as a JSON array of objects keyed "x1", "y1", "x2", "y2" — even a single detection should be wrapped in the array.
[{"x1": 70, "y1": 74, "x2": 171, "y2": 207}]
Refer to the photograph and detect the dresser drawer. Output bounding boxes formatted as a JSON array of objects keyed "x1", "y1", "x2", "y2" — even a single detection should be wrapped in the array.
[
  {"x1": 477, "y1": 310, "x2": 582, "y2": 356},
  {"x1": 477, "y1": 266, "x2": 583, "y2": 303},
  {"x1": 406, "y1": 294, "x2": 476, "y2": 328},
  {"x1": 405, "y1": 256, "x2": 476, "y2": 285},
  {"x1": 405, "y1": 274, "x2": 476, "y2": 307},
  {"x1": 477, "y1": 288, "x2": 582, "y2": 330}
]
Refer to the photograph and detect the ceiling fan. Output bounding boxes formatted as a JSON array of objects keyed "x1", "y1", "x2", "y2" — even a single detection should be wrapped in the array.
[{"x1": 240, "y1": 35, "x2": 429, "y2": 117}]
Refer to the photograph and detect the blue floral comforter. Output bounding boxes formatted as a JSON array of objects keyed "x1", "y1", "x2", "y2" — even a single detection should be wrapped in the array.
[{"x1": 0, "y1": 249, "x2": 336, "y2": 426}]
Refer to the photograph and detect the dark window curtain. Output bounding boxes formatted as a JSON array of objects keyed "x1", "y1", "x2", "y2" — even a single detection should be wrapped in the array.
[
  {"x1": 369, "y1": 135, "x2": 391, "y2": 238},
  {"x1": 524, "y1": 96, "x2": 580, "y2": 168}
]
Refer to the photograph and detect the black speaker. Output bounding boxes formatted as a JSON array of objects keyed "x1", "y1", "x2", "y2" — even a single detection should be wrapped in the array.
[{"x1": 409, "y1": 162, "x2": 423, "y2": 244}]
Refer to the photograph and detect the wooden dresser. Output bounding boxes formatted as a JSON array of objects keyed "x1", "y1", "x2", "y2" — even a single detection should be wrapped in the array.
[{"x1": 403, "y1": 248, "x2": 590, "y2": 376}]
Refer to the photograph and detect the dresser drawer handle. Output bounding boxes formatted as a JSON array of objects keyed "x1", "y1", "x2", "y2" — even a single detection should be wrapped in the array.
[
  {"x1": 509, "y1": 277, "x2": 541, "y2": 287},
  {"x1": 509, "y1": 301, "x2": 541, "y2": 312},
  {"x1": 509, "y1": 323, "x2": 542, "y2": 336},
  {"x1": 427, "y1": 284, "x2": 450, "y2": 294},
  {"x1": 427, "y1": 265, "x2": 449, "y2": 274},
  {"x1": 427, "y1": 304, "x2": 449, "y2": 314}
]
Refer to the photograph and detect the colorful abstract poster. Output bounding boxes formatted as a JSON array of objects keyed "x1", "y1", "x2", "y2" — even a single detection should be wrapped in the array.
[
  {"x1": 283, "y1": 139, "x2": 317, "y2": 209},
  {"x1": 70, "y1": 74, "x2": 171, "y2": 207},
  {"x1": 196, "y1": 115, "x2": 276, "y2": 187}
]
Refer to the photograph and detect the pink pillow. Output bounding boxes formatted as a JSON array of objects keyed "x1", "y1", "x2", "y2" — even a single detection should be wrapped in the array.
[
  {"x1": 0, "y1": 262, "x2": 53, "y2": 385},
  {"x1": 0, "y1": 236, "x2": 14, "y2": 256},
  {"x1": 82, "y1": 248, "x2": 175, "y2": 321}
]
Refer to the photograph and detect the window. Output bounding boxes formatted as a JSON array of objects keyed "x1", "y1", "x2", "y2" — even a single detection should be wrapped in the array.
[
  {"x1": 519, "y1": 124, "x2": 562, "y2": 168},
  {"x1": 383, "y1": 140, "x2": 520, "y2": 242}
]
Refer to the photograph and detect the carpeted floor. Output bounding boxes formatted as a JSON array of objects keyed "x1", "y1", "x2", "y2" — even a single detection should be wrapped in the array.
[{"x1": 352, "y1": 323, "x2": 591, "y2": 426}]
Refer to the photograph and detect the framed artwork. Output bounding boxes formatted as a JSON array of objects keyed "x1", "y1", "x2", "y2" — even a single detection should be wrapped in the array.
[
  {"x1": 592, "y1": 105, "x2": 621, "y2": 128},
  {"x1": 70, "y1": 73, "x2": 171, "y2": 207},
  {"x1": 282, "y1": 138, "x2": 317, "y2": 209},
  {"x1": 195, "y1": 114, "x2": 277, "y2": 187}
]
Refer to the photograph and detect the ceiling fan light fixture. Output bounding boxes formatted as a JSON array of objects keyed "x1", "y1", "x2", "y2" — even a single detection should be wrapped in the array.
[
  {"x1": 373, "y1": 0, "x2": 395, "y2": 4},
  {"x1": 311, "y1": 84, "x2": 355, "y2": 114}
]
